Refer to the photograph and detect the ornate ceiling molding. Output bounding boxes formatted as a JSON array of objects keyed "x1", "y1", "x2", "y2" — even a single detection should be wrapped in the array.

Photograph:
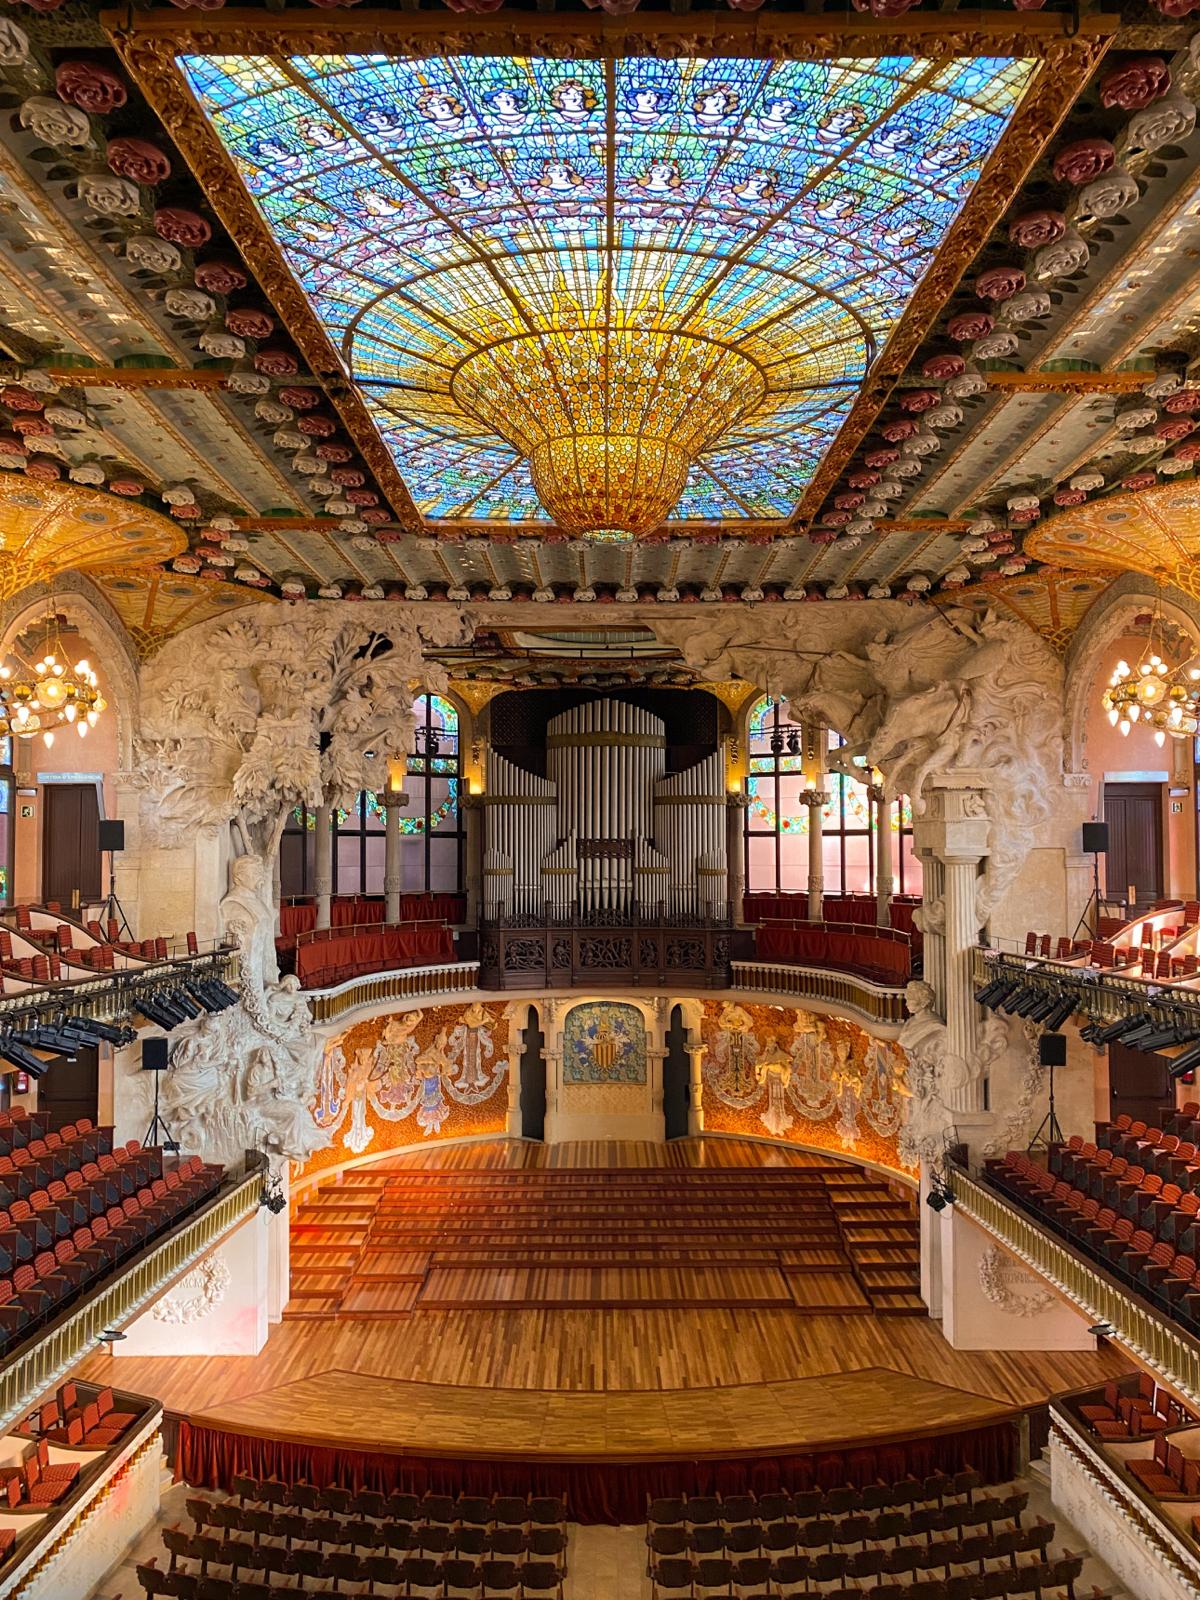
[
  {"x1": 0, "y1": 479, "x2": 185, "y2": 601},
  {"x1": 1026, "y1": 480, "x2": 1200, "y2": 601}
]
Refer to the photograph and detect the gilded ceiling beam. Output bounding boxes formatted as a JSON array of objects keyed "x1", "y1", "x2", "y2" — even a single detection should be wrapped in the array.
[
  {"x1": 36, "y1": 366, "x2": 234, "y2": 391},
  {"x1": 983, "y1": 370, "x2": 1151, "y2": 393}
]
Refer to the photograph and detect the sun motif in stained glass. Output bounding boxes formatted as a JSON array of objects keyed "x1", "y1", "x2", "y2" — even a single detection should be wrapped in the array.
[{"x1": 178, "y1": 51, "x2": 1034, "y2": 529}]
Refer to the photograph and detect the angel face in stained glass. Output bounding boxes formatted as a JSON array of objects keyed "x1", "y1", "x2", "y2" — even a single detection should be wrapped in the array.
[
  {"x1": 442, "y1": 167, "x2": 490, "y2": 200},
  {"x1": 635, "y1": 159, "x2": 684, "y2": 197},
  {"x1": 482, "y1": 86, "x2": 529, "y2": 131},
  {"x1": 300, "y1": 118, "x2": 351, "y2": 156},
  {"x1": 727, "y1": 168, "x2": 780, "y2": 206},
  {"x1": 692, "y1": 85, "x2": 740, "y2": 127},
  {"x1": 750, "y1": 95, "x2": 800, "y2": 139},
  {"x1": 918, "y1": 138, "x2": 972, "y2": 179},
  {"x1": 416, "y1": 88, "x2": 466, "y2": 133},
  {"x1": 357, "y1": 103, "x2": 406, "y2": 139},
  {"x1": 625, "y1": 84, "x2": 672, "y2": 127},
  {"x1": 549, "y1": 79, "x2": 599, "y2": 125},
  {"x1": 533, "y1": 159, "x2": 589, "y2": 198},
  {"x1": 865, "y1": 123, "x2": 916, "y2": 161},
  {"x1": 815, "y1": 104, "x2": 867, "y2": 148}
]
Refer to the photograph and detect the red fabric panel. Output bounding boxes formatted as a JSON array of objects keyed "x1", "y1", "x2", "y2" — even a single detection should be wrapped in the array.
[
  {"x1": 294, "y1": 924, "x2": 455, "y2": 988},
  {"x1": 175, "y1": 1418, "x2": 1016, "y2": 1528},
  {"x1": 756, "y1": 924, "x2": 910, "y2": 982},
  {"x1": 280, "y1": 895, "x2": 464, "y2": 941}
]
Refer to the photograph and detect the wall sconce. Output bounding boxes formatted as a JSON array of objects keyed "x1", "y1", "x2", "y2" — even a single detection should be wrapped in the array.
[
  {"x1": 469, "y1": 778, "x2": 482, "y2": 796},
  {"x1": 386, "y1": 756, "x2": 406, "y2": 793}
]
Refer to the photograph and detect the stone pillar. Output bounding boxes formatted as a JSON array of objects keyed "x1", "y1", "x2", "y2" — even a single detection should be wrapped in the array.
[
  {"x1": 874, "y1": 786, "x2": 894, "y2": 928},
  {"x1": 688, "y1": 1043, "x2": 706, "y2": 1136},
  {"x1": 912, "y1": 774, "x2": 991, "y2": 1113},
  {"x1": 266, "y1": 1162, "x2": 290, "y2": 1323},
  {"x1": 379, "y1": 788, "x2": 408, "y2": 924},
  {"x1": 726, "y1": 793, "x2": 751, "y2": 925},
  {"x1": 313, "y1": 803, "x2": 333, "y2": 931},
  {"x1": 463, "y1": 792, "x2": 484, "y2": 928},
  {"x1": 944, "y1": 854, "x2": 984, "y2": 1100}
]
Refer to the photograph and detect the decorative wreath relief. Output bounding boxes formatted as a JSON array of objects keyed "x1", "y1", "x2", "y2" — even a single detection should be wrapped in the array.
[
  {"x1": 151, "y1": 1257, "x2": 232, "y2": 1325},
  {"x1": 977, "y1": 1245, "x2": 1055, "y2": 1318}
]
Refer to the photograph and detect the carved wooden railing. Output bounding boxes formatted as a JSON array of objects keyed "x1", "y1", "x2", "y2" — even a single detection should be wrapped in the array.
[
  {"x1": 730, "y1": 960, "x2": 907, "y2": 1027},
  {"x1": 479, "y1": 919, "x2": 731, "y2": 991},
  {"x1": 305, "y1": 962, "x2": 481, "y2": 1024},
  {"x1": 951, "y1": 1163, "x2": 1200, "y2": 1409},
  {"x1": 0, "y1": 1159, "x2": 263, "y2": 1436}
]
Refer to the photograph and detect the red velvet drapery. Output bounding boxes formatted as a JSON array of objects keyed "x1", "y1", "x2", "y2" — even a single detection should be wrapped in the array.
[{"x1": 175, "y1": 1418, "x2": 1018, "y2": 1527}]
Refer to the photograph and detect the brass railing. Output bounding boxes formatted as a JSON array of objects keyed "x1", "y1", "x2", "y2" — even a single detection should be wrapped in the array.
[
  {"x1": 731, "y1": 960, "x2": 907, "y2": 1027},
  {"x1": 951, "y1": 1165, "x2": 1200, "y2": 1408},
  {"x1": 0, "y1": 1162, "x2": 263, "y2": 1435},
  {"x1": 305, "y1": 962, "x2": 481, "y2": 1023},
  {"x1": 971, "y1": 946, "x2": 1200, "y2": 1027}
]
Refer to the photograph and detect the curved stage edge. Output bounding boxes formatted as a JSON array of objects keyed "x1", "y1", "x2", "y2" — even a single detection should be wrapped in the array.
[{"x1": 173, "y1": 1403, "x2": 1020, "y2": 1527}]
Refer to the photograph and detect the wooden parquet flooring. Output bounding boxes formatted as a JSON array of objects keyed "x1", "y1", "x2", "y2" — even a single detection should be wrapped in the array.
[
  {"x1": 74, "y1": 1141, "x2": 1128, "y2": 1468},
  {"x1": 288, "y1": 1138, "x2": 923, "y2": 1317}
]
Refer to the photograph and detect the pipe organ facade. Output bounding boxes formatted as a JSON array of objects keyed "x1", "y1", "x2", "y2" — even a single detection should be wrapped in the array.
[{"x1": 482, "y1": 699, "x2": 729, "y2": 920}]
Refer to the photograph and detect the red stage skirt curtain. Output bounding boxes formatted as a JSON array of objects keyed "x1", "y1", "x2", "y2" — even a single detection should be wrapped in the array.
[
  {"x1": 755, "y1": 924, "x2": 911, "y2": 983},
  {"x1": 294, "y1": 924, "x2": 456, "y2": 989},
  {"x1": 175, "y1": 1418, "x2": 1016, "y2": 1528}
]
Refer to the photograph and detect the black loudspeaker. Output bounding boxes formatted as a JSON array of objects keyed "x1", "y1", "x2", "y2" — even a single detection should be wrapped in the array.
[
  {"x1": 98, "y1": 819, "x2": 125, "y2": 853},
  {"x1": 1082, "y1": 821, "x2": 1109, "y2": 855},
  {"x1": 1039, "y1": 1033, "x2": 1068, "y2": 1068},
  {"x1": 141, "y1": 1037, "x2": 168, "y2": 1073}
]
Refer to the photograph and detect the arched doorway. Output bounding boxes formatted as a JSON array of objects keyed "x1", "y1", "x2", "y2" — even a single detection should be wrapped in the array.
[
  {"x1": 663, "y1": 1005, "x2": 691, "y2": 1140},
  {"x1": 519, "y1": 1005, "x2": 546, "y2": 1141}
]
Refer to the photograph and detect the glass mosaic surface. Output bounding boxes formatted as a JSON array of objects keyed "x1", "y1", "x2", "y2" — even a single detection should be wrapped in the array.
[{"x1": 179, "y1": 51, "x2": 1034, "y2": 526}]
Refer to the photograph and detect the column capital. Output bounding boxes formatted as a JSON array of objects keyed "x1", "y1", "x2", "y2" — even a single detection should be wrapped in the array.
[{"x1": 376, "y1": 788, "x2": 410, "y2": 809}]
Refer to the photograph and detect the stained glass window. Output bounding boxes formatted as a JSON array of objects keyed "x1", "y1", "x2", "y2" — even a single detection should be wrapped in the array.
[
  {"x1": 280, "y1": 693, "x2": 464, "y2": 898},
  {"x1": 179, "y1": 51, "x2": 1033, "y2": 527},
  {"x1": 745, "y1": 695, "x2": 921, "y2": 897}
]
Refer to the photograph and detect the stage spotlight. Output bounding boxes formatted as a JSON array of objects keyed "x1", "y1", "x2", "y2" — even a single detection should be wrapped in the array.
[
  {"x1": 925, "y1": 1189, "x2": 947, "y2": 1212},
  {"x1": 1169, "y1": 1040, "x2": 1200, "y2": 1079},
  {"x1": 96, "y1": 1329, "x2": 126, "y2": 1344},
  {"x1": 1042, "y1": 995, "x2": 1079, "y2": 1033},
  {"x1": 1088, "y1": 1322, "x2": 1116, "y2": 1338},
  {"x1": 0, "y1": 1040, "x2": 46, "y2": 1078}
]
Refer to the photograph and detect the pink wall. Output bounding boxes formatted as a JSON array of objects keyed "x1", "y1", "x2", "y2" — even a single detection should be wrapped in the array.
[
  {"x1": 10, "y1": 628, "x2": 119, "y2": 905},
  {"x1": 1082, "y1": 632, "x2": 1196, "y2": 903}
]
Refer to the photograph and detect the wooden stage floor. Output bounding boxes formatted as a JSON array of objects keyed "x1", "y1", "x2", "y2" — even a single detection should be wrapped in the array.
[{"x1": 76, "y1": 1139, "x2": 1126, "y2": 1466}]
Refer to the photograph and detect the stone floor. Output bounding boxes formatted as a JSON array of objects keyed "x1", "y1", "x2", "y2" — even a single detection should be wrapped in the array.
[{"x1": 92, "y1": 1464, "x2": 1125, "y2": 1600}]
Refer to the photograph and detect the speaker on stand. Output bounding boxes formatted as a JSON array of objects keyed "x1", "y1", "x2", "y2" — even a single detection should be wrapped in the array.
[
  {"x1": 97, "y1": 819, "x2": 131, "y2": 940},
  {"x1": 1028, "y1": 1032, "x2": 1068, "y2": 1151},
  {"x1": 1073, "y1": 821, "x2": 1109, "y2": 941},
  {"x1": 141, "y1": 1037, "x2": 179, "y2": 1154}
]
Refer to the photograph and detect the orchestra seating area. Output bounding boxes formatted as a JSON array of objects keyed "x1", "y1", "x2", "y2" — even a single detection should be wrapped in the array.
[
  {"x1": 985, "y1": 1120, "x2": 1200, "y2": 1332},
  {"x1": 137, "y1": 1480, "x2": 569, "y2": 1599},
  {"x1": 643, "y1": 1476, "x2": 1083, "y2": 1600},
  {"x1": 0, "y1": 1107, "x2": 223, "y2": 1351},
  {"x1": 275, "y1": 894, "x2": 464, "y2": 987},
  {"x1": 289, "y1": 1155, "x2": 924, "y2": 1317},
  {"x1": 743, "y1": 893, "x2": 922, "y2": 938}
]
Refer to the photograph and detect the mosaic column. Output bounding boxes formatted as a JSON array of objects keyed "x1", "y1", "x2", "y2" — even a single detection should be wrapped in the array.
[
  {"x1": 462, "y1": 791, "x2": 483, "y2": 929},
  {"x1": 943, "y1": 853, "x2": 985, "y2": 1109},
  {"x1": 313, "y1": 803, "x2": 333, "y2": 931},
  {"x1": 379, "y1": 786, "x2": 409, "y2": 924}
]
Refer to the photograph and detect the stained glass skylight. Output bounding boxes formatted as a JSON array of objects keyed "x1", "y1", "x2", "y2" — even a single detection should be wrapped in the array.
[{"x1": 179, "y1": 51, "x2": 1035, "y2": 529}]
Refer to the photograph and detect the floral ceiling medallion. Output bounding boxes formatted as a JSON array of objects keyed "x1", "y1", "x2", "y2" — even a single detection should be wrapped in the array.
[{"x1": 174, "y1": 49, "x2": 1037, "y2": 537}]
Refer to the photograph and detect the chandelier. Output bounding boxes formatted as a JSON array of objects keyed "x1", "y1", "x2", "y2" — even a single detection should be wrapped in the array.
[
  {"x1": 1101, "y1": 602, "x2": 1200, "y2": 745},
  {"x1": 452, "y1": 329, "x2": 765, "y2": 538},
  {"x1": 0, "y1": 611, "x2": 106, "y2": 747}
]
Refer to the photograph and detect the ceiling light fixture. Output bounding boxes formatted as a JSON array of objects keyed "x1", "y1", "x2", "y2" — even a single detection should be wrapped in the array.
[
  {"x1": 0, "y1": 608, "x2": 107, "y2": 747},
  {"x1": 1101, "y1": 594, "x2": 1200, "y2": 745}
]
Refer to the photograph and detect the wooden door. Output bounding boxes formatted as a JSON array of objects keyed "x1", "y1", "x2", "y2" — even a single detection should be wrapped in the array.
[
  {"x1": 42, "y1": 783, "x2": 100, "y2": 908},
  {"x1": 519, "y1": 1005, "x2": 546, "y2": 1142},
  {"x1": 1108, "y1": 1041, "x2": 1175, "y2": 1129},
  {"x1": 663, "y1": 1005, "x2": 691, "y2": 1140},
  {"x1": 34, "y1": 1045, "x2": 98, "y2": 1133},
  {"x1": 1104, "y1": 782, "x2": 1163, "y2": 911}
]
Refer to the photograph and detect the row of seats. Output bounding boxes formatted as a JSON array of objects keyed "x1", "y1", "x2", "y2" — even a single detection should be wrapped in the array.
[
  {"x1": 0, "y1": 1435, "x2": 79, "y2": 1510},
  {"x1": 650, "y1": 1555, "x2": 1082, "y2": 1600},
  {"x1": 137, "y1": 1485, "x2": 571, "y2": 1599},
  {"x1": 0, "y1": 1155, "x2": 221, "y2": 1351},
  {"x1": 1076, "y1": 1372, "x2": 1193, "y2": 1444},
  {"x1": 988, "y1": 1153, "x2": 1200, "y2": 1331},
  {"x1": 232, "y1": 1478, "x2": 567, "y2": 1530},
  {"x1": 1098, "y1": 1118, "x2": 1200, "y2": 1168},
  {"x1": 649, "y1": 1472, "x2": 985, "y2": 1529},
  {"x1": 17, "y1": 1379, "x2": 140, "y2": 1452}
]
